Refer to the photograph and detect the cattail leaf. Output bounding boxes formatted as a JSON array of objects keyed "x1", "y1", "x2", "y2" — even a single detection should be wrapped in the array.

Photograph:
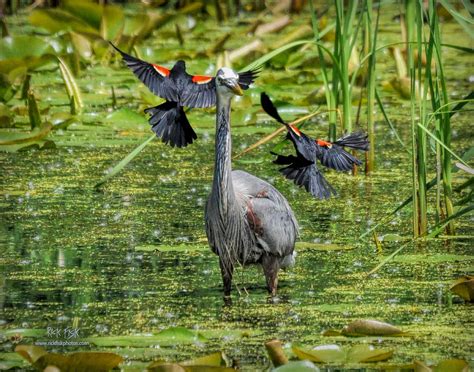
[{"x1": 58, "y1": 57, "x2": 83, "y2": 113}]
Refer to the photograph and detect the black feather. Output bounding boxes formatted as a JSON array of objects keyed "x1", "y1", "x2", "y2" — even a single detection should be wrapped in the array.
[
  {"x1": 238, "y1": 68, "x2": 260, "y2": 90},
  {"x1": 334, "y1": 131, "x2": 369, "y2": 151},
  {"x1": 261, "y1": 92, "x2": 286, "y2": 124},
  {"x1": 145, "y1": 102, "x2": 197, "y2": 148}
]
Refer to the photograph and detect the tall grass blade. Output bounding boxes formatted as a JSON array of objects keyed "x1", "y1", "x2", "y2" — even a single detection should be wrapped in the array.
[
  {"x1": 360, "y1": 144, "x2": 473, "y2": 240},
  {"x1": 426, "y1": 205, "x2": 474, "y2": 238},
  {"x1": 416, "y1": 122, "x2": 469, "y2": 167},
  {"x1": 366, "y1": 0, "x2": 380, "y2": 173},
  {"x1": 375, "y1": 89, "x2": 409, "y2": 153},
  {"x1": 438, "y1": 0, "x2": 474, "y2": 39},
  {"x1": 309, "y1": 0, "x2": 336, "y2": 140},
  {"x1": 241, "y1": 40, "x2": 312, "y2": 71},
  {"x1": 95, "y1": 134, "x2": 155, "y2": 189},
  {"x1": 365, "y1": 241, "x2": 412, "y2": 276}
]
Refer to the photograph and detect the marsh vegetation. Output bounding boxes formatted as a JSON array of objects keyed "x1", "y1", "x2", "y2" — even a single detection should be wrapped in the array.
[{"x1": 0, "y1": 0, "x2": 472, "y2": 370}]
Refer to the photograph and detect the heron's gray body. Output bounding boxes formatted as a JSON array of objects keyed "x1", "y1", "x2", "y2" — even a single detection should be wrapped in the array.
[{"x1": 205, "y1": 68, "x2": 298, "y2": 296}]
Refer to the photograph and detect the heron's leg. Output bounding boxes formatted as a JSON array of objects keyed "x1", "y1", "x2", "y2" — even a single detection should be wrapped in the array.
[
  {"x1": 262, "y1": 255, "x2": 279, "y2": 296},
  {"x1": 219, "y1": 258, "x2": 234, "y2": 297}
]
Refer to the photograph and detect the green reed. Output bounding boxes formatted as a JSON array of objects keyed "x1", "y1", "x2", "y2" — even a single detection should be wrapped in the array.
[
  {"x1": 364, "y1": 0, "x2": 380, "y2": 173},
  {"x1": 405, "y1": 0, "x2": 428, "y2": 236},
  {"x1": 309, "y1": 0, "x2": 361, "y2": 140}
]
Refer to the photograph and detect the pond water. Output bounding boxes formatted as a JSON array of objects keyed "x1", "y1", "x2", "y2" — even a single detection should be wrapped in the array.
[{"x1": 0, "y1": 4, "x2": 473, "y2": 371}]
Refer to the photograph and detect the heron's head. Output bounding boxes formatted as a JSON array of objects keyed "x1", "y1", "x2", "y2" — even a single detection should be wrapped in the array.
[{"x1": 216, "y1": 67, "x2": 243, "y2": 97}]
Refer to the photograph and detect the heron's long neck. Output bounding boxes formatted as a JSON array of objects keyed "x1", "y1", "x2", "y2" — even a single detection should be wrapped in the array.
[{"x1": 212, "y1": 94, "x2": 236, "y2": 213}]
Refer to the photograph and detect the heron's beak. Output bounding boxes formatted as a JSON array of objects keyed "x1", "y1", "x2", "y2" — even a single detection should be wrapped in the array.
[{"x1": 231, "y1": 83, "x2": 243, "y2": 96}]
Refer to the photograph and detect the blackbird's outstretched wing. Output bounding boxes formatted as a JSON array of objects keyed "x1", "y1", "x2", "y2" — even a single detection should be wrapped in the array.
[
  {"x1": 271, "y1": 152, "x2": 301, "y2": 165},
  {"x1": 316, "y1": 145, "x2": 362, "y2": 171},
  {"x1": 334, "y1": 131, "x2": 369, "y2": 151},
  {"x1": 261, "y1": 92, "x2": 285, "y2": 124},
  {"x1": 110, "y1": 42, "x2": 178, "y2": 102},
  {"x1": 315, "y1": 131, "x2": 369, "y2": 171},
  {"x1": 281, "y1": 162, "x2": 336, "y2": 199},
  {"x1": 181, "y1": 68, "x2": 259, "y2": 108},
  {"x1": 181, "y1": 76, "x2": 217, "y2": 108},
  {"x1": 271, "y1": 152, "x2": 336, "y2": 199}
]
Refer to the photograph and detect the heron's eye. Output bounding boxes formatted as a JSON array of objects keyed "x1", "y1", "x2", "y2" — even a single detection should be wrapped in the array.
[{"x1": 217, "y1": 76, "x2": 223, "y2": 84}]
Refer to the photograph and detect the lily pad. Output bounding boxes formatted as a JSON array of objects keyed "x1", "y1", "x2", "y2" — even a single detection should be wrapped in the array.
[
  {"x1": 341, "y1": 319, "x2": 406, "y2": 337},
  {"x1": 292, "y1": 344, "x2": 393, "y2": 364},
  {"x1": 104, "y1": 107, "x2": 148, "y2": 131},
  {"x1": 29, "y1": 9, "x2": 100, "y2": 36},
  {"x1": 414, "y1": 359, "x2": 469, "y2": 372},
  {"x1": 0, "y1": 35, "x2": 53, "y2": 61},
  {"x1": 0, "y1": 352, "x2": 29, "y2": 370},
  {"x1": 273, "y1": 361, "x2": 320, "y2": 371},
  {"x1": 147, "y1": 364, "x2": 187, "y2": 372},
  {"x1": 0, "y1": 36, "x2": 55, "y2": 74},
  {"x1": 180, "y1": 352, "x2": 228, "y2": 367},
  {"x1": 87, "y1": 327, "x2": 207, "y2": 347},
  {"x1": 148, "y1": 364, "x2": 234, "y2": 372},
  {"x1": 0, "y1": 122, "x2": 53, "y2": 152},
  {"x1": 15, "y1": 345, "x2": 123, "y2": 372},
  {"x1": 148, "y1": 352, "x2": 232, "y2": 371},
  {"x1": 62, "y1": 0, "x2": 103, "y2": 29},
  {"x1": 449, "y1": 275, "x2": 474, "y2": 302},
  {"x1": 346, "y1": 344, "x2": 393, "y2": 363},
  {"x1": 293, "y1": 344, "x2": 345, "y2": 364},
  {"x1": 0, "y1": 328, "x2": 46, "y2": 338}
]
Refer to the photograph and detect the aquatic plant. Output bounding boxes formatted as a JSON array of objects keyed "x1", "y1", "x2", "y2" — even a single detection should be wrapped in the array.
[
  {"x1": 364, "y1": 0, "x2": 380, "y2": 173},
  {"x1": 15, "y1": 345, "x2": 123, "y2": 371},
  {"x1": 28, "y1": 1, "x2": 204, "y2": 63}
]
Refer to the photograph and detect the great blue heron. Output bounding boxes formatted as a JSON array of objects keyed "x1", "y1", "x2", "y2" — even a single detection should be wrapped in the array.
[
  {"x1": 111, "y1": 42, "x2": 256, "y2": 148},
  {"x1": 261, "y1": 92, "x2": 369, "y2": 199},
  {"x1": 205, "y1": 68, "x2": 299, "y2": 297}
]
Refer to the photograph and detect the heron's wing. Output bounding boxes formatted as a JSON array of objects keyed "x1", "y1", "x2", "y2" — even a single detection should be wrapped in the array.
[
  {"x1": 110, "y1": 42, "x2": 178, "y2": 102},
  {"x1": 334, "y1": 131, "x2": 369, "y2": 151},
  {"x1": 246, "y1": 197, "x2": 297, "y2": 257},
  {"x1": 315, "y1": 144, "x2": 362, "y2": 171},
  {"x1": 180, "y1": 76, "x2": 217, "y2": 108},
  {"x1": 232, "y1": 170, "x2": 298, "y2": 257}
]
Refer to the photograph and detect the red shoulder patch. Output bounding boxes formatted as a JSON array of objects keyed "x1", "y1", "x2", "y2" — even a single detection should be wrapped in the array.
[
  {"x1": 316, "y1": 139, "x2": 332, "y2": 148},
  {"x1": 192, "y1": 75, "x2": 212, "y2": 84},
  {"x1": 152, "y1": 64, "x2": 170, "y2": 77},
  {"x1": 290, "y1": 124, "x2": 302, "y2": 137}
]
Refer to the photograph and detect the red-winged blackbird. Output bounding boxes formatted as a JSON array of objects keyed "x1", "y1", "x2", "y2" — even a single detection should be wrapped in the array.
[
  {"x1": 261, "y1": 92, "x2": 369, "y2": 199},
  {"x1": 110, "y1": 43, "x2": 259, "y2": 148}
]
